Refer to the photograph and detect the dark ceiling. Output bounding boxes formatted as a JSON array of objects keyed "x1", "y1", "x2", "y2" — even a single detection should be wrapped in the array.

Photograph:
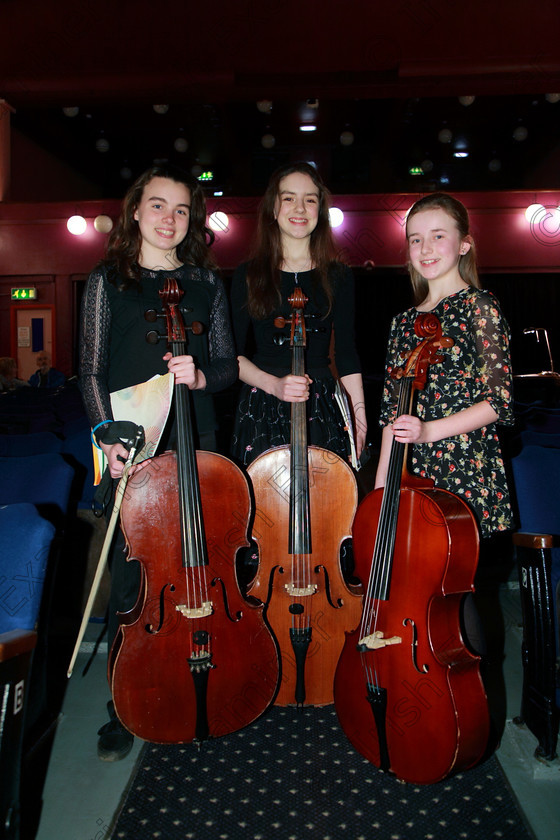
[{"x1": 3, "y1": 0, "x2": 560, "y2": 200}]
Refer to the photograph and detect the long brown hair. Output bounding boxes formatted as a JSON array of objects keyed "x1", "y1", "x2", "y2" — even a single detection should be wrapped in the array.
[
  {"x1": 103, "y1": 164, "x2": 216, "y2": 288},
  {"x1": 406, "y1": 192, "x2": 480, "y2": 305},
  {"x1": 246, "y1": 162, "x2": 338, "y2": 319}
]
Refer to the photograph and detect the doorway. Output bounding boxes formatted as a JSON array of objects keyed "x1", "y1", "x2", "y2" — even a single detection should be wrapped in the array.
[{"x1": 10, "y1": 305, "x2": 55, "y2": 381}]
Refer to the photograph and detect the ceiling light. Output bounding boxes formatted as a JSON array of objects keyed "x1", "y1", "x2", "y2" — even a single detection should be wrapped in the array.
[
  {"x1": 525, "y1": 203, "x2": 545, "y2": 222},
  {"x1": 340, "y1": 130, "x2": 354, "y2": 146},
  {"x1": 261, "y1": 133, "x2": 275, "y2": 149},
  {"x1": 94, "y1": 215, "x2": 113, "y2": 233},
  {"x1": 299, "y1": 124, "x2": 317, "y2": 132},
  {"x1": 208, "y1": 212, "x2": 229, "y2": 232},
  {"x1": 453, "y1": 152, "x2": 469, "y2": 158},
  {"x1": 328, "y1": 207, "x2": 344, "y2": 228},
  {"x1": 67, "y1": 215, "x2": 87, "y2": 235}
]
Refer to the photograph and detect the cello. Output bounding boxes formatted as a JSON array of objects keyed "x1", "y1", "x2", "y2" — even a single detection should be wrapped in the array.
[
  {"x1": 109, "y1": 277, "x2": 279, "y2": 743},
  {"x1": 334, "y1": 312, "x2": 489, "y2": 783},
  {"x1": 247, "y1": 285, "x2": 363, "y2": 707}
]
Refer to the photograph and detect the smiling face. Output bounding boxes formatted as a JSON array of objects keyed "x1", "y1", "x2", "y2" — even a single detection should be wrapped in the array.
[
  {"x1": 133, "y1": 177, "x2": 191, "y2": 267},
  {"x1": 407, "y1": 207, "x2": 471, "y2": 286},
  {"x1": 274, "y1": 171, "x2": 320, "y2": 245}
]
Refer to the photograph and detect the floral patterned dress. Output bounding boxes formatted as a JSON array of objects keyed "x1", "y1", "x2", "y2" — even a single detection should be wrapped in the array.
[{"x1": 380, "y1": 288, "x2": 514, "y2": 537}]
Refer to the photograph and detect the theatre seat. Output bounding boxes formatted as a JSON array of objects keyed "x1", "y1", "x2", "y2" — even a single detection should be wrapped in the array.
[
  {"x1": 0, "y1": 503, "x2": 56, "y2": 840},
  {"x1": 0, "y1": 453, "x2": 74, "y2": 528},
  {"x1": 511, "y1": 445, "x2": 560, "y2": 760}
]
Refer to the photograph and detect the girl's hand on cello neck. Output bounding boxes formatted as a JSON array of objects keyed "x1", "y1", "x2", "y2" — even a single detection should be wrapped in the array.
[
  {"x1": 163, "y1": 352, "x2": 207, "y2": 390},
  {"x1": 269, "y1": 373, "x2": 312, "y2": 403}
]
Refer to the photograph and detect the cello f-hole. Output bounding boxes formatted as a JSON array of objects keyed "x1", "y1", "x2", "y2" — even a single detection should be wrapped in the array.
[
  {"x1": 403, "y1": 617, "x2": 429, "y2": 674},
  {"x1": 145, "y1": 583, "x2": 175, "y2": 634}
]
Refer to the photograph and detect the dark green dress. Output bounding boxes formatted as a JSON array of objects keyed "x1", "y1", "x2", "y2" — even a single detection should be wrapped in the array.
[{"x1": 380, "y1": 288, "x2": 514, "y2": 537}]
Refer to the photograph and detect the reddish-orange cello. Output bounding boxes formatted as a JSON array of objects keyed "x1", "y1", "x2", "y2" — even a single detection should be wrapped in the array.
[
  {"x1": 334, "y1": 312, "x2": 489, "y2": 783},
  {"x1": 247, "y1": 286, "x2": 363, "y2": 707},
  {"x1": 109, "y1": 278, "x2": 279, "y2": 743}
]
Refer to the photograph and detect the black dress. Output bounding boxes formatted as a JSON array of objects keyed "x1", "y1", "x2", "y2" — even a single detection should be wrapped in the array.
[
  {"x1": 79, "y1": 262, "x2": 238, "y2": 650},
  {"x1": 80, "y1": 263, "x2": 237, "y2": 447},
  {"x1": 230, "y1": 263, "x2": 362, "y2": 466}
]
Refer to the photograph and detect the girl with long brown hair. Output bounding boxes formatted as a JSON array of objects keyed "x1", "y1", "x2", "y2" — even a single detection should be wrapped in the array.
[{"x1": 230, "y1": 162, "x2": 367, "y2": 465}]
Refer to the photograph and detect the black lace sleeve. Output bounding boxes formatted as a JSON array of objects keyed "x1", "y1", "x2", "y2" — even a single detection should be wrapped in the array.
[
  {"x1": 79, "y1": 266, "x2": 114, "y2": 430},
  {"x1": 196, "y1": 269, "x2": 238, "y2": 394},
  {"x1": 469, "y1": 291, "x2": 514, "y2": 425}
]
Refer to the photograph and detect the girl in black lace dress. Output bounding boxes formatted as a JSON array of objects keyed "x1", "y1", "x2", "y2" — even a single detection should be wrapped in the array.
[
  {"x1": 230, "y1": 162, "x2": 367, "y2": 466},
  {"x1": 80, "y1": 165, "x2": 237, "y2": 760},
  {"x1": 375, "y1": 192, "x2": 513, "y2": 537}
]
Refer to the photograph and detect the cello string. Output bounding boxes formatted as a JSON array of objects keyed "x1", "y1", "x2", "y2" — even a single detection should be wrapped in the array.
[{"x1": 359, "y1": 372, "x2": 411, "y2": 687}]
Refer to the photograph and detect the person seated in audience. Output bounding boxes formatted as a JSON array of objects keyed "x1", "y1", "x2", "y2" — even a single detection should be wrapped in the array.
[
  {"x1": 0, "y1": 357, "x2": 29, "y2": 391},
  {"x1": 28, "y1": 352, "x2": 66, "y2": 388}
]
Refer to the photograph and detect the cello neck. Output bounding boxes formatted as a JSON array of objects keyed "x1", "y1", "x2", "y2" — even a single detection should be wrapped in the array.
[
  {"x1": 371, "y1": 374, "x2": 412, "y2": 599},
  {"x1": 162, "y1": 285, "x2": 208, "y2": 571},
  {"x1": 290, "y1": 334, "x2": 310, "y2": 555}
]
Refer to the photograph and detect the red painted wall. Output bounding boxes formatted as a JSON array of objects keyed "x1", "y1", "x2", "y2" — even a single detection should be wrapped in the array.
[{"x1": 1, "y1": 190, "x2": 559, "y2": 375}]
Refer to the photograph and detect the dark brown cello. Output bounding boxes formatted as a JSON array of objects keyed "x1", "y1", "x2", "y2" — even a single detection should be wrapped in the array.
[
  {"x1": 109, "y1": 277, "x2": 279, "y2": 743},
  {"x1": 247, "y1": 286, "x2": 363, "y2": 707},
  {"x1": 334, "y1": 312, "x2": 489, "y2": 783}
]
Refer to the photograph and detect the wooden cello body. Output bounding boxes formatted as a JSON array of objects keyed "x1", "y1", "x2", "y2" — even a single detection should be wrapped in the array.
[
  {"x1": 247, "y1": 287, "x2": 363, "y2": 707},
  {"x1": 109, "y1": 278, "x2": 279, "y2": 743},
  {"x1": 334, "y1": 313, "x2": 489, "y2": 783}
]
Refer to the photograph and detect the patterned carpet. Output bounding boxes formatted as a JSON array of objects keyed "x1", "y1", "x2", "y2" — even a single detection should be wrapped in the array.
[{"x1": 110, "y1": 707, "x2": 533, "y2": 840}]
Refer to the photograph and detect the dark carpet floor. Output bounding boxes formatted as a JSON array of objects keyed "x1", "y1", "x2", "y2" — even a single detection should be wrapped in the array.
[{"x1": 110, "y1": 706, "x2": 533, "y2": 840}]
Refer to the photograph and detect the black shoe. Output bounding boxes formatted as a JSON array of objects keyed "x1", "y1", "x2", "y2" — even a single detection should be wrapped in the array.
[{"x1": 97, "y1": 701, "x2": 134, "y2": 762}]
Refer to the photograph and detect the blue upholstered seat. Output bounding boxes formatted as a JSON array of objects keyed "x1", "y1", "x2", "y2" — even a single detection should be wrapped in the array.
[
  {"x1": 0, "y1": 503, "x2": 56, "y2": 634},
  {"x1": 0, "y1": 432, "x2": 62, "y2": 457},
  {"x1": 0, "y1": 453, "x2": 74, "y2": 526}
]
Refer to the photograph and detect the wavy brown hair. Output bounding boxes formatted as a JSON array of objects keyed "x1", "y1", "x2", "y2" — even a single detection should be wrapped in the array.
[
  {"x1": 102, "y1": 164, "x2": 216, "y2": 288},
  {"x1": 246, "y1": 162, "x2": 338, "y2": 319},
  {"x1": 406, "y1": 192, "x2": 480, "y2": 305}
]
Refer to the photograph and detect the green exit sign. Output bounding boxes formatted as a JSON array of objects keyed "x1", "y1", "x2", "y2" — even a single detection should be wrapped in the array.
[{"x1": 11, "y1": 287, "x2": 37, "y2": 300}]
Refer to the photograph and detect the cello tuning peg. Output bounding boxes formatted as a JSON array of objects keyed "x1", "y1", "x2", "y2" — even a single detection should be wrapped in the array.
[
  {"x1": 274, "y1": 316, "x2": 289, "y2": 329},
  {"x1": 188, "y1": 321, "x2": 205, "y2": 336},
  {"x1": 144, "y1": 308, "x2": 165, "y2": 323},
  {"x1": 145, "y1": 329, "x2": 164, "y2": 345}
]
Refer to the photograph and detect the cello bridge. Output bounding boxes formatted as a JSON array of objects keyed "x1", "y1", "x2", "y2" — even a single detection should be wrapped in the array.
[
  {"x1": 285, "y1": 584, "x2": 317, "y2": 597},
  {"x1": 176, "y1": 601, "x2": 213, "y2": 618}
]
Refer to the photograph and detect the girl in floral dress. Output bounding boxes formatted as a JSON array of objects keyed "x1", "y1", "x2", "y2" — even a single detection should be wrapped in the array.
[{"x1": 375, "y1": 192, "x2": 513, "y2": 538}]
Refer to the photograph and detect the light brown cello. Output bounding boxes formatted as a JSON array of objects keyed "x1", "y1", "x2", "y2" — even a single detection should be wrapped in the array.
[
  {"x1": 247, "y1": 285, "x2": 363, "y2": 707},
  {"x1": 334, "y1": 312, "x2": 489, "y2": 783},
  {"x1": 109, "y1": 277, "x2": 279, "y2": 743}
]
